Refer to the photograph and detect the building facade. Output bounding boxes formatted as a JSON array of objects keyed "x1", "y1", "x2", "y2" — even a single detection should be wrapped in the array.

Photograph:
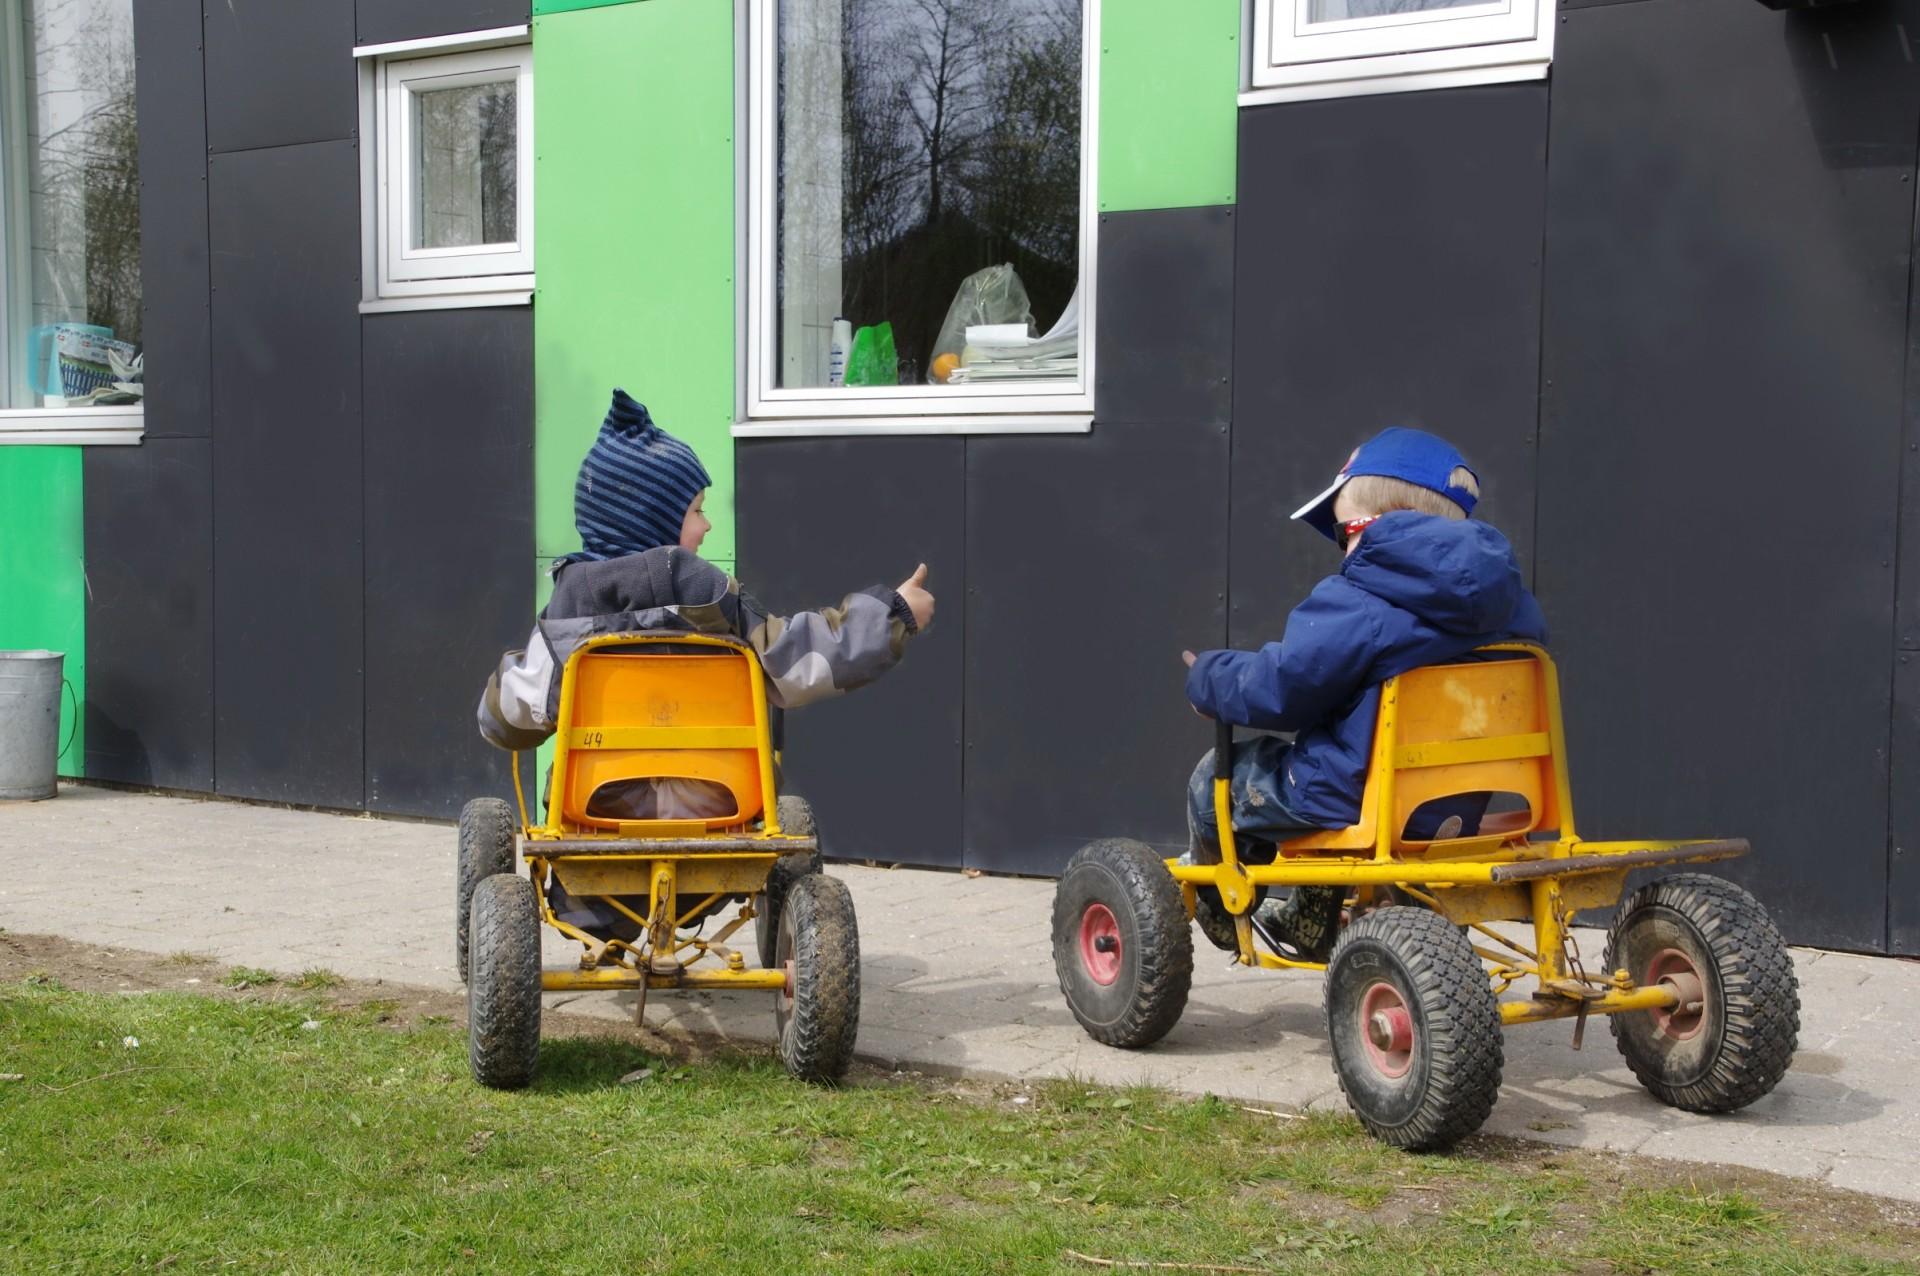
[{"x1": 1, "y1": 0, "x2": 1915, "y2": 955}]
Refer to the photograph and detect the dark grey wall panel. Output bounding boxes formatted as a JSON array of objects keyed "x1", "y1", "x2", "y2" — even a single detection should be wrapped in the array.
[
  {"x1": 83, "y1": 439, "x2": 214, "y2": 790},
  {"x1": 356, "y1": 0, "x2": 529, "y2": 45},
  {"x1": 1230, "y1": 85, "x2": 1547, "y2": 651},
  {"x1": 210, "y1": 141, "x2": 364, "y2": 808},
  {"x1": 205, "y1": 0, "x2": 356, "y2": 155},
  {"x1": 964, "y1": 421, "x2": 1227, "y2": 873},
  {"x1": 362, "y1": 308, "x2": 533, "y2": 819},
  {"x1": 736, "y1": 437, "x2": 966, "y2": 868},
  {"x1": 134, "y1": 0, "x2": 211, "y2": 438},
  {"x1": 1538, "y1": 0, "x2": 1916, "y2": 952},
  {"x1": 1094, "y1": 205, "x2": 1234, "y2": 425},
  {"x1": 1893, "y1": 657, "x2": 1920, "y2": 955},
  {"x1": 1898, "y1": 6, "x2": 1920, "y2": 661}
]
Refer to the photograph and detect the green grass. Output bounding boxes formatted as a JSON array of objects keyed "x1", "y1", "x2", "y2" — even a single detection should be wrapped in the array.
[
  {"x1": 220, "y1": 966, "x2": 279, "y2": 989},
  {"x1": 289, "y1": 968, "x2": 344, "y2": 990},
  {"x1": 0, "y1": 980, "x2": 1911, "y2": 1276}
]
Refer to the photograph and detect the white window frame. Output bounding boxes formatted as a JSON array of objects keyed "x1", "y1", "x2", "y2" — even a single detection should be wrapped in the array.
[
  {"x1": 354, "y1": 28, "x2": 533, "y2": 312},
  {"x1": 0, "y1": 0, "x2": 144, "y2": 444},
  {"x1": 1244, "y1": 0, "x2": 1553, "y2": 105},
  {"x1": 737, "y1": 0, "x2": 1099, "y2": 435}
]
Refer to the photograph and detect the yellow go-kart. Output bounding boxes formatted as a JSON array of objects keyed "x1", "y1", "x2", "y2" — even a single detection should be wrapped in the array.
[
  {"x1": 457, "y1": 634, "x2": 858, "y2": 1088},
  {"x1": 1052, "y1": 645, "x2": 1800, "y2": 1150}
]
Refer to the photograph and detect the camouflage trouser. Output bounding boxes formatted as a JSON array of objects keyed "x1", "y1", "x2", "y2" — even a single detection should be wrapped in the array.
[
  {"x1": 1183, "y1": 738, "x2": 1345, "y2": 958},
  {"x1": 1183, "y1": 736, "x2": 1321, "y2": 854}
]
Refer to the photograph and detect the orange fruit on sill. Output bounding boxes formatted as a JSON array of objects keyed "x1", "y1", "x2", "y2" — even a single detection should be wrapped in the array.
[{"x1": 931, "y1": 353, "x2": 961, "y2": 384}]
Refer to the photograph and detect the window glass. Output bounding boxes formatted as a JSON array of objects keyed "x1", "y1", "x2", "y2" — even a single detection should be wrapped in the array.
[
  {"x1": 1305, "y1": 0, "x2": 1492, "y2": 22},
  {"x1": 371, "y1": 45, "x2": 532, "y2": 299},
  {"x1": 774, "y1": 0, "x2": 1083, "y2": 391},
  {"x1": 411, "y1": 80, "x2": 518, "y2": 251},
  {"x1": 1, "y1": 0, "x2": 142, "y2": 411}
]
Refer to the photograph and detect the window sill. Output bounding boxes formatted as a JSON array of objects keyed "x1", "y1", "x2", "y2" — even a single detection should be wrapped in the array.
[
  {"x1": 732, "y1": 414, "x2": 1093, "y2": 438},
  {"x1": 0, "y1": 407, "x2": 144, "y2": 446},
  {"x1": 359, "y1": 290, "x2": 533, "y2": 315}
]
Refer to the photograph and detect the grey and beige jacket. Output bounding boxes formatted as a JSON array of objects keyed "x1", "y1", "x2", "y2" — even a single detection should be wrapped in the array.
[{"x1": 477, "y1": 546, "x2": 917, "y2": 752}]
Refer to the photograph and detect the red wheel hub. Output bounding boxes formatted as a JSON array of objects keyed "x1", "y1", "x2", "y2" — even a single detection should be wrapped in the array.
[
  {"x1": 1079, "y1": 903, "x2": 1123, "y2": 986},
  {"x1": 1646, "y1": 947, "x2": 1706, "y2": 1040},
  {"x1": 1359, "y1": 981, "x2": 1415, "y2": 1080}
]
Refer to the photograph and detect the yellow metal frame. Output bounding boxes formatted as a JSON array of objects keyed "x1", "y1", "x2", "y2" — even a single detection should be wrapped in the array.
[
  {"x1": 508, "y1": 633, "x2": 812, "y2": 999},
  {"x1": 1169, "y1": 643, "x2": 1748, "y2": 1028}
]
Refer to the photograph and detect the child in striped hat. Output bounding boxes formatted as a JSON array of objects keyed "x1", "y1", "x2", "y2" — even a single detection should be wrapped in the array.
[
  {"x1": 564, "y1": 388, "x2": 719, "y2": 568},
  {"x1": 480, "y1": 389, "x2": 933, "y2": 797}
]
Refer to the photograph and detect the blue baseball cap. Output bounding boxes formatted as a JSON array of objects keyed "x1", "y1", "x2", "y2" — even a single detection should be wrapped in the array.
[{"x1": 1291, "y1": 427, "x2": 1480, "y2": 542}]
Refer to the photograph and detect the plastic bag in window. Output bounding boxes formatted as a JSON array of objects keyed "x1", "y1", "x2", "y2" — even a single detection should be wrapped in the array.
[
  {"x1": 844, "y1": 321, "x2": 898, "y2": 387},
  {"x1": 928, "y1": 264, "x2": 1033, "y2": 383}
]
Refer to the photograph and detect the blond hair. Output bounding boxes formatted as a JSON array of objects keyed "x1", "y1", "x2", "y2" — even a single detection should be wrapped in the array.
[{"x1": 1341, "y1": 467, "x2": 1479, "y2": 520}]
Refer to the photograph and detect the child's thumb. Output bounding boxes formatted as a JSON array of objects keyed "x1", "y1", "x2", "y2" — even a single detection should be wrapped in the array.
[{"x1": 907, "y1": 562, "x2": 929, "y2": 588}]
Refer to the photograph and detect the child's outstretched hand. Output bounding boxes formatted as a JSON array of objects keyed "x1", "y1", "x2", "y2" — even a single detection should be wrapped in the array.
[{"x1": 897, "y1": 563, "x2": 936, "y2": 632}]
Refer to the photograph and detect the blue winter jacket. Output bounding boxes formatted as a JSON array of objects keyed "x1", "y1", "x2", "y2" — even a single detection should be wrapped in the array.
[{"x1": 1185, "y1": 512, "x2": 1549, "y2": 830}]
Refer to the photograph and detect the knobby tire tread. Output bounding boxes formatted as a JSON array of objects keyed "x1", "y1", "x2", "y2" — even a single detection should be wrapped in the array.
[
  {"x1": 1327, "y1": 906, "x2": 1503, "y2": 1151},
  {"x1": 1604, "y1": 873, "x2": 1799, "y2": 1113},
  {"x1": 468, "y1": 873, "x2": 541, "y2": 1090},
  {"x1": 780, "y1": 873, "x2": 861, "y2": 1083},
  {"x1": 758, "y1": 796, "x2": 824, "y2": 968},
  {"x1": 1052, "y1": 838, "x2": 1194, "y2": 1049},
  {"x1": 457, "y1": 797, "x2": 517, "y2": 980}
]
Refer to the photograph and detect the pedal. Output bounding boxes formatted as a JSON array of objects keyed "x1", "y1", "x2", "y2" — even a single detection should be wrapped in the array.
[{"x1": 648, "y1": 954, "x2": 683, "y2": 976}]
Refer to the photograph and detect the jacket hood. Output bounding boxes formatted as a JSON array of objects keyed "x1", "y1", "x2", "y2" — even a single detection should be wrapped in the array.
[{"x1": 1340, "y1": 513, "x2": 1524, "y2": 635}]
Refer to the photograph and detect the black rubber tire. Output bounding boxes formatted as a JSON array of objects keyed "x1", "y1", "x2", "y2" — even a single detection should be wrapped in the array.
[
  {"x1": 757, "y1": 796, "x2": 825, "y2": 968},
  {"x1": 1604, "y1": 873, "x2": 1800, "y2": 1114},
  {"x1": 1325, "y1": 906, "x2": 1504, "y2": 1150},
  {"x1": 467, "y1": 873, "x2": 542, "y2": 1090},
  {"x1": 774, "y1": 872, "x2": 861, "y2": 1083},
  {"x1": 1052, "y1": 838, "x2": 1194, "y2": 1049},
  {"x1": 456, "y1": 797, "x2": 517, "y2": 981}
]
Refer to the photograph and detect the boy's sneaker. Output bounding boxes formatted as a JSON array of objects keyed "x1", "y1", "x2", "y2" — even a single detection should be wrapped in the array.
[{"x1": 1250, "y1": 886, "x2": 1344, "y2": 963}]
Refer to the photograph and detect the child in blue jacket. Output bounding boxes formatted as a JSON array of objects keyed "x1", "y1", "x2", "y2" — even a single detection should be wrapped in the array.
[{"x1": 1181, "y1": 427, "x2": 1547, "y2": 959}]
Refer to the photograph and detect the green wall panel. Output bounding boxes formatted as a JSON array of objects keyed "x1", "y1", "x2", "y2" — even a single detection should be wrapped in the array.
[
  {"x1": 533, "y1": 0, "x2": 737, "y2": 573},
  {"x1": 1098, "y1": 0, "x2": 1239, "y2": 212},
  {"x1": 532, "y1": 0, "x2": 639, "y2": 14},
  {"x1": 0, "y1": 446, "x2": 85, "y2": 775}
]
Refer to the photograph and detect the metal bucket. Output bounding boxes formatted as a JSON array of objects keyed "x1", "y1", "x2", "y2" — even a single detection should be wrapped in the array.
[{"x1": 0, "y1": 649, "x2": 66, "y2": 801}]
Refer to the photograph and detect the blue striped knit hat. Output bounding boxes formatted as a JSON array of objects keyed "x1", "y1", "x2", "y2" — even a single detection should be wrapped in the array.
[{"x1": 564, "y1": 389, "x2": 711, "y2": 565}]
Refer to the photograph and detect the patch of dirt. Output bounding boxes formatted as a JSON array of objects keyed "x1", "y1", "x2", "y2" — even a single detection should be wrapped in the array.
[{"x1": 0, "y1": 929, "x2": 739, "y2": 1062}]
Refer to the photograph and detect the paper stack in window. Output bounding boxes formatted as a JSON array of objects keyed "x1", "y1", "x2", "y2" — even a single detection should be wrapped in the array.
[{"x1": 948, "y1": 288, "x2": 1081, "y2": 384}]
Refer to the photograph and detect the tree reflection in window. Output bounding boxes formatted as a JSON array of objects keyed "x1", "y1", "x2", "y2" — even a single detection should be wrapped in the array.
[{"x1": 778, "y1": 0, "x2": 1081, "y2": 388}]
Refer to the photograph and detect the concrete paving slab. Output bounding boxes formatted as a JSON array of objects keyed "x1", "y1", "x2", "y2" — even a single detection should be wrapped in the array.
[{"x1": 3, "y1": 783, "x2": 1917, "y2": 1202}]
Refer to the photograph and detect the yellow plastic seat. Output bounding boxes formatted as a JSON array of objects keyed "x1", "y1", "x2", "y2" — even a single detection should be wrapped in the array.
[
  {"x1": 558, "y1": 645, "x2": 768, "y2": 835},
  {"x1": 1279, "y1": 653, "x2": 1563, "y2": 859}
]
